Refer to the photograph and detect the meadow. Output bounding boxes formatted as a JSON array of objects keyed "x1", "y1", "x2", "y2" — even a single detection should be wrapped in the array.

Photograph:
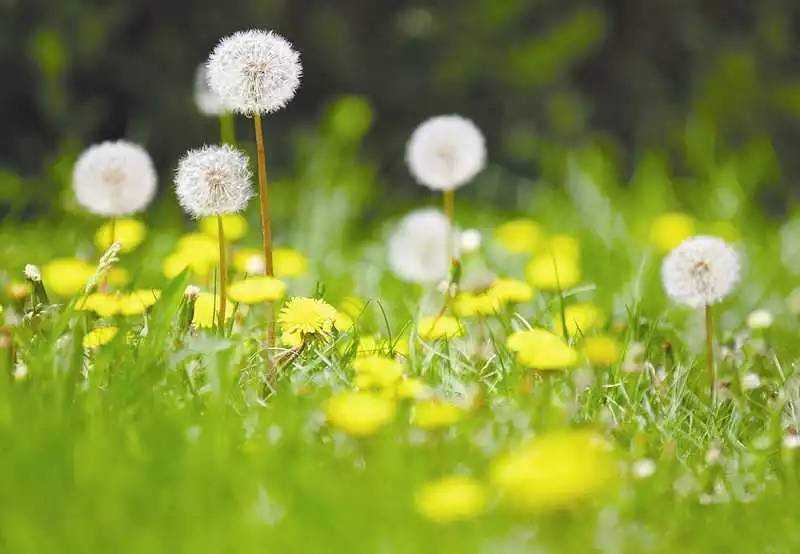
[{"x1": 2, "y1": 26, "x2": 800, "y2": 554}]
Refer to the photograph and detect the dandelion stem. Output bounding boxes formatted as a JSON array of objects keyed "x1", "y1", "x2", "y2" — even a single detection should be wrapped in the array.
[
  {"x1": 705, "y1": 303, "x2": 715, "y2": 402},
  {"x1": 219, "y1": 113, "x2": 236, "y2": 146},
  {"x1": 253, "y1": 113, "x2": 274, "y2": 277},
  {"x1": 217, "y1": 215, "x2": 227, "y2": 335},
  {"x1": 443, "y1": 189, "x2": 455, "y2": 259}
]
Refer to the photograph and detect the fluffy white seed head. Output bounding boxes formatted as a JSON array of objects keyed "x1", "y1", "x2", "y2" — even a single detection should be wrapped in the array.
[
  {"x1": 388, "y1": 208, "x2": 453, "y2": 284},
  {"x1": 194, "y1": 63, "x2": 226, "y2": 116},
  {"x1": 206, "y1": 29, "x2": 302, "y2": 115},
  {"x1": 72, "y1": 140, "x2": 157, "y2": 217},
  {"x1": 24, "y1": 264, "x2": 41, "y2": 283},
  {"x1": 405, "y1": 115, "x2": 486, "y2": 191},
  {"x1": 174, "y1": 145, "x2": 253, "y2": 218},
  {"x1": 661, "y1": 236, "x2": 741, "y2": 308}
]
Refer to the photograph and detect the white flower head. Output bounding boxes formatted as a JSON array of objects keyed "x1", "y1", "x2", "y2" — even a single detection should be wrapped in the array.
[
  {"x1": 184, "y1": 285, "x2": 201, "y2": 301},
  {"x1": 206, "y1": 29, "x2": 302, "y2": 115},
  {"x1": 174, "y1": 145, "x2": 253, "y2": 218},
  {"x1": 388, "y1": 208, "x2": 454, "y2": 284},
  {"x1": 194, "y1": 63, "x2": 226, "y2": 116},
  {"x1": 24, "y1": 264, "x2": 41, "y2": 283},
  {"x1": 746, "y1": 309, "x2": 773, "y2": 330},
  {"x1": 405, "y1": 115, "x2": 486, "y2": 191},
  {"x1": 662, "y1": 236, "x2": 741, "y2": 308},
  {"x1": 460, "y1": 228, "x2": 482, "y2": 253},
  {"x1": 73, "y1": 140, "x2": 157, "y2": 217}
]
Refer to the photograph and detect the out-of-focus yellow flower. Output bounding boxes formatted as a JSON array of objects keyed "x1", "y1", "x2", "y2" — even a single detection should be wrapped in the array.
[
  {"x1": 176, "y1": 233, "x2": 220, "y2": 262},
  {"x1": 200, "y1": 214, "x2": 248, "y2": 242},
  {"x1": 397, "y1": 378, "x2": 429, "y2": 400},
  {"x1": 280, "y1": 330, "x2": 302, "y2": 348},
  {"x1": 546, "y1": 234, "x2": 581, "y2": 260},
  {"x1": 506, "y1": 328, "x2": 578, "y2": 370},
  {"x1": 162, "y1": 251, "x2": 212, "y2": 279},
  {"x1": 77, "y1": 290, "x2": 159, "y2": 317},
  {"x1": 649, "y1": 212, "x2": 695, "y2": 253},
  {"x1": 274, "y1": 248, "x2": 309, "y2": 278},
  {"x1": 584, "y1": 335, "x2": 622, "y2": 367},
  {"x1": 418, "y1": 315, "x2": 463, "y2": 340},
  {"x1": 453, "y1": 292, "x2": 500, "y2": 318},
  {"x1": 415, "y1": 476, "x2": 486, "y2": 523},
  {"x1": 233, "y1": 248, "x2": 263, "y2": 274},
  {"x1": 353, "y1": 355, "x2": 404, "y2": 389},
  {"x1": 83, "y1": 326, "x2": 118, "y2": 349},
  {"x1": 488, "y1": 278, "x2": 534, "y2": 304},
  {"x1": 120, "y1": 290, "x2": 160, "y2": 315},
  {"x1": 278, "y1": 297, "x2": 337, "y2": 337},
  {"x1": 193, "y1": 293, "x2": 233, "y2": 328},
  {"x1": 6, "y1": 281, "x2": 33, "y2": 301},
  {"x1": 95, "y1": 218, "x2": 147, "y2": 253},
  {"x1": 326, "y1": 391, "x2": 396, "y2": 437},
  {"x1": 490, "y1": 430, "x2": 616, "y2": 512},
  {"x1": 107, "y1": 267, "x2": 129, "y2": 287},
  {"x1": 339, "y1": 295, "x2": 367, "y2": 319},
  {"x1": 561, "y1": 303, "x2": 606, "y2": 336},
  {"x1": 495, "y1": 219, "x2": 544, "y2": 254},
  {"x1": 42, "y1": 258, "x2": 94, "y2": 297},
  {"x1": 76, "y1": 293, "x2": 119, "y2": 318},
  {"x1": 227, "y1": 277, "x2": 286, "y2": 304},
  {"x1": 334, "y1": 310, "x2": 354, "y2": 332},
  {"x1": 412, "y1": 399, "x2": 465, "y2": 430},
  {"x1": 525, "y1": 253, "x2": 580, "y2": 290}
]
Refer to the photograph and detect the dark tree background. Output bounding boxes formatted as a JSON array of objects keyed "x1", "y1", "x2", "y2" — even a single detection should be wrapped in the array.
[{"x1": 3, "y1": 0, "x2": 800, "y2": 212}]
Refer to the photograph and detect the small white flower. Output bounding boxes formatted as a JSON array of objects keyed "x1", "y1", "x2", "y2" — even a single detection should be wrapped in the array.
[
  {"x1": 174, "y1": 145, "x2": 253, "y2": 218},
  {"x1": 406, "y1": 115, "x2": 486, "y2": 191},
  {"x1": 388, "y1": 208, "x2": 452, "y2": 284},
  {"x1": 632, "y1": 458, "x2": 656, "y2": 479},
  {"x1": 184, "y1": 285, "x2": 201, "y2": 301},
  {"x1": 741, "y1": 373, "x2": 761, "y2": 391},
  {"x1": 661, "y1": 236, "x2": 741, "y2": 308},
  {"x1": 24, "y1": 264, "x2": 41, "y2": 283},
  {"x1": 194, "y1": 63, "x2": 226, "y2": 116},
  {"x1": 206, "y1": 29, "x2": 302, "y2": 115},
  {"x1": 73, "y1": 140, "x2": 157, "y2": 217},
  {"x1": 746, "y1": 309, "x2": 773, "y2": 330},
  {"x1": 460, "y1": 228, "x2": 482, "y2": 253},
  {"x1": 245, "y1": 255, "x2": 266, "y2": 275}
]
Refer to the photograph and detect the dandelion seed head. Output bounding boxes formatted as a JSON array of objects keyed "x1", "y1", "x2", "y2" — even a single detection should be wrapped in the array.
[
  {"x1": 184, "y1": 285, "x2": 201, "y2": 301},
  {"x1": 388, "y1": 208, "x2": 452, "y2": 284},
  {"x1": 206, "y1": 29, "x2": 302, "y2": 115},
  {"x1": 194, "y1": 64, "x2": 226, "y2": 116},
  {"x1": 73, "y1": 140, "x2": 157, "y2": 217},
  {"x1": 174, "y1": 145, "x2": 253, "y2": 218},
  {"x1": 406, "y1": 115, "x2": 486, "y2": 191},
  {"x1": 661, "y1": 236, "x2": 741, "y2": 308},
  {"x1": 460, "y1": 229, "x2": 482, "y2": 253},
  {"x1": 24, "y1": 264, "x2": 41, "y2": 283}
]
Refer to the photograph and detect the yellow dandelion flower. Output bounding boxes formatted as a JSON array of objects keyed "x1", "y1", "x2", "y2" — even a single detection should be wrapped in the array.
[
  {"x1": 233, "y1": 248, "x2": 263, "y2": 274},
  {"x1": 525, "y1": 253, "x2": 580, "y2": 290},
  {"x1": 506, "y1": 328, "x2": 578, "y2": 370},
  {"x1": 193, "y1": 293, "x2": 233, "y2": 328},
  {"x1": 490, "y1": 430, "x2": 616, "y2": 512},
  {"x1": 76, "y1": 292, "x2": 120, "y2": 317},
  {"x1": 415, "y1": 476, "x2": 486, "y2": 524},
  {"x1": 353, "y1": 355, "x2": 404, "y2": 389},
  {"x1": 561, "y1": 303, "x2": 606, "y2": 336},
  {"x1": 118, "y1": 289, "x2": 160, "y2": 316},
  {"x1": 584, "y1": 335, "x2": 622, "y2": 367},
  {"x1": 227, "y1": 277, "x2": 286, "y2": 304},
  {"x1": 95, "y1": 218, "x2": 147, "y2": 253},
  {"x1": 453, "y1": 292, "x2": 500, "y2": 318},
  {"x1": 274, "y1": 248, "x2": 309, "y2": 278},
  {"x1": 418, "y1": 315, "x2": 463, "y2": 340},
  {"x1": 106, "y1": 267, "x2": 129, "y2": 288},
  {"x1": 546, "y1": 234, "x2": 580, "y2": 260},
  {"x1": 495, "y1": 219, "x2": 544, "y2": 254},
  {"x1": 396, "y1": 378, "x2": 429, "y2": 400},
  {"x1": 162, "y1": 251, "x2": 212, "y2": 279},
  {"x1": 278, "y1": 297, "x2": 337, "y2": 337},
  {"x1": 176, "y1": 233, "x2": 219, "y2": 262},
  {"x1": 82, "y1": 326, "x2": 118, "y2": 349},
  {"x1": 488, "y1": 278, "x2": 534, "y2": 304},
  {"x1": 326, "y1": 391, "x2": 396, "y2": 437},
  {"x1": 649, "y1": 212, "x2": 695, "y2": 253},
  {"x1": 42, "y1": 258, "x2": 94, "y2": 297},
  {"x1": 334, "y1": 310, "x2": 355, "y2": 332},
  {"x1": 339, "y1": 295, "x2": 367, "y2": 318},
  {"x1": 199, "y1": 213, "x2": 248, "y2": 242},
  {"x1": 280, "y1": 330, "x2": 303, "y2": 348},
  {"x1": 412, "y1": 399, "x2": 465, "y2": 430}
]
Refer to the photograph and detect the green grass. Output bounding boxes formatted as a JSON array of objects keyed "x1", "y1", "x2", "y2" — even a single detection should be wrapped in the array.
[{"x1": 2, "y1": 104, "x2": 800, "y2": 553}]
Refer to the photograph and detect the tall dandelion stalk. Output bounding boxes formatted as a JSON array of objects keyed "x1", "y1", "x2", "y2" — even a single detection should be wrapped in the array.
[
  {"x1": 174, "y1": 145, "x2": 254, "y2": 334},
  {"x1": 661, "y1": 235, "x2": 741, "y2": 399},
  {"x1": 206, "y1": 29, "x2": 302, "y2": 349},
  {"x1": 406, "y1": 114, "x2": 485, "y2": 261}
]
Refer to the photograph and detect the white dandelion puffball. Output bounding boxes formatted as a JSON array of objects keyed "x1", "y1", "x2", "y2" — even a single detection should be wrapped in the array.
[
  {"x1": 174, "y1": 145, "x2": 253, "y2": 218},
  {"x1": 194, "y1": 64, "x2": 226, "y2": 116},
  {"x1": 72, "y1": 140, "x2": 157, "y2": 217},
  {"x1": 405, "y1": 115, "x2": 486, "y2": 191},
  {"x1": 206, "y1": 29, "x2": 302, "y2": 115},
  {"x1": 661, "y1": 235, "x2": 741, "y2": 308},
  {"x1": 388, "y1": 208, "x2": 453, "y2": 284}
]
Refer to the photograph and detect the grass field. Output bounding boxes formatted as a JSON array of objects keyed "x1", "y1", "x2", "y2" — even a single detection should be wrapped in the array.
[{"x1": 2, "y1": 89, "x2": 800, "y2": 554}]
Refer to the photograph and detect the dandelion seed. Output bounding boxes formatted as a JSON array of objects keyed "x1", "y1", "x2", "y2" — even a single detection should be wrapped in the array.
[
  {"x1": 73, "y1": 140, "x2": 157, "y2": 217},
  {"x1": 174, "y1": 145, "x2": 253, "y2": 219},
  {"x1": 389, "y1": 209, "x2": 452, "y2": 284}
]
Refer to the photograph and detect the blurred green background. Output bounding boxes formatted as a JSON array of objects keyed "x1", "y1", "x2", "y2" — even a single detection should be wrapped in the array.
[{"x1": 2, "y1": 0, "x2": 800, "y2": 219}]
